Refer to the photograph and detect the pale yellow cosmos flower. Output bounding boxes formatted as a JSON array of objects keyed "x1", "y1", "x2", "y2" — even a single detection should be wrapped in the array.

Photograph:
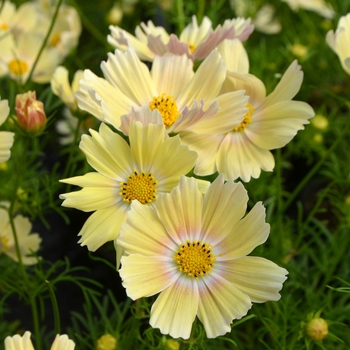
[
  {"x1": 4, "y1": 331, "x2": 75, "y2": 350},
  {"x1": 0, "y1": 98, "x2": 14, "y2": 163},
  {"x1": 281, "y1": 0, "x2": 335, "y2": 18},
  {"x1": 326, "y1": 13, "x2": 350, "y2": 75},
  {"x1": 108, "y1": 15, "x2": 254, "y2": 62},
  {"x1": 0, "y1": 205, "x2": 41, "y2": 265},
  {"x1": 180, "y1": 39, "x2": 314, "y2": 182},
  {"x1": 117, "y1": 175, "x2": 288, "y2": 339},
  {"x1": 60, "y1": 114, "x2": 202, "y2": 257}
]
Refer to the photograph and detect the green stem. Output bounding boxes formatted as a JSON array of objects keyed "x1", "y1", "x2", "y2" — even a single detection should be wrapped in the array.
[
  {"x1": 46, "y1": 280, "x2": 61, "y2": 335},
  {"x1": 275, "y1": 148, "x2": 284, "y2": 253},
  {"x1": 175, "y1": 0, "x2": 185, "y2": 32},
  {"x1": 281, "y1": 118, "x2": 350, "y2": 214},
  {"x1": 197, "y1": 0, "x2": 205, "y2": 24},
  {"x1": 31, "y1": 296, "x2": 42, "y2": 350},
  {"x1": 25, "y1": 0, "x2": 63, "y2": 86}
]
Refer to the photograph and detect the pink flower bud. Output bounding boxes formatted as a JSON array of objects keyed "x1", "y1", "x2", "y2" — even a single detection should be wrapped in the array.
[{"x1": 15, "y1": 91, "x2": 46, "y2": 133}]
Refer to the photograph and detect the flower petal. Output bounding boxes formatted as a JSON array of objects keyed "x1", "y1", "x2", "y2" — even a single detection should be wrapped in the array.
[
  {"x1": 218, "y1": 38, "x2": 249, "y2": 73},
  {"x1": 216, "y1": 202, "x2": 269, "y2": 259},
  {"x1": 119, "y1": 254, "x2": 179, "y2": 299},
  {"x1": 150, "y1": 275, "x2": 199, "y2": 339},
  {"x1": 202, "y1": 175, "x2": 248, "y2": 244},
  {"x1": 197, "y1": 273, "x2": 252, "y2": 338},
  {"x1": 156, "y1": 176, "x2": 202, "y2": 243},
  {"x1": 216, "y1": 256, "x2": 288, "y2": 303}
]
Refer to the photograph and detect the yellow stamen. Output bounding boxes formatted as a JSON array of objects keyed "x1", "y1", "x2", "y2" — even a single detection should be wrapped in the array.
[
  {"x1": 233, "y1": 103, "x2": 255, "y2": 131},
  {"x1": 0, "y1": 23, "x2": 9, "y2": 31},
  {"x1": 189, "y1": 43, "x2": 196, "y2": 53},
  {"x1": 8, "y1": 59, "x2": 29, "y2": 77},
  {"x1": 174, "y1": 240, "x2": 216, "y2": 279},
  {"x1": 149, "y1": 93, "x2": 180, "y2": 127},
  {"x1": 119, "y1": 170, "x2": 157, "y2": 204},
  {"x1": 1, "y1": 235, "x2": 10, "y2": 250},
  {"x1": 50, "y1": 32, "x2": 61, "y2": 47}
]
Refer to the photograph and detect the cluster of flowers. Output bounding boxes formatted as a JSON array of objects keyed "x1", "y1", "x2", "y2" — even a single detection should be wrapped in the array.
[{"x1": 0, "y1": 0, "x2": 81, "y2": 84}]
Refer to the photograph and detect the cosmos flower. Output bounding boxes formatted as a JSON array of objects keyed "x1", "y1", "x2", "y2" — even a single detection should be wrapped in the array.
[
  {"x1": 281, "y1": 0, "x2": 334, "y2": 19},
  {"x1": 326, "y1": 13, "x2": 350, "y2": 75},
  {"x1": 60, "y1": 115, "x2": 201, "y2": 256},
  {"x1": 0, "y1": 204, "x2": 41, "y2": 265},
  {"x1": 4, "y1": 331, "x2": 75, "y2": 350},
  {"x1": 0, "y1": 98, "x2": 14, "y2": 163},
  {"x1": 117, "y1": 175, "x2": 288, "y2": 339},
  {"x1": 107, "y1": 15, "x2": 254, "y2": 62},
  {"x1": 76, "y1": 48, "x2": 248, "y2": 135},
  {"x1": 180, "y1": 39, "x2": 314, "y2": 181}
]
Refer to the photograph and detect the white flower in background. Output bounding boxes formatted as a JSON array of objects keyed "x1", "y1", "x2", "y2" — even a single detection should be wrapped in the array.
[
  {"x1": 117, "y1": 176, "x2": 288, "y2": 339},
  {"x1": 0, "y1": 98, "x2": 14, "y2": 163},
  {"x1": 76, "y1": 48, "x2": 248, "y2": 135},
  {"x1": 281, "y1": 0, "x2": 335, "y2": 19},
  {"x1": 326, "y1": 13, "x2": 350, "y2": 75},
  {"x1": 0, "y1": 32, "x2": 61, "y2": 84},
  {"x1": 51, "y1": 66, "x2": 84, "y2": 110},
  {"x1": 180, "y1": 39, "x2": 314, "y2": 182},
  {"x1": 0, "y1": 0, "x2": 37, "y2": 37},
  {"x1": 4, "y1": 331, "x2": 75, "y2": 350},
  {"x1": 0, "y1": 204, "x2": 41, "y2": 265},
  {"x1": 108, "y1": 15, "x2": 254, "y2": 61}
]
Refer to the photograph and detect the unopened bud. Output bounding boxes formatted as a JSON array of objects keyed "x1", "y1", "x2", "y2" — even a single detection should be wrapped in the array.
[
  {"x1": 306, "y1": 317, "x2": 328, "y2": 341},
  {"x1": 165, "y1": 339, "x2": 180, "y2": 350},
  {"x1": 15, "y1": 91, "x2": 46, "y2": 133},
  {"x1": 311, "y1": 115, "x2": 329, "y2": 130},
  {"x1": 96, "y1": 334, "x2": 117, "y2": 350}
]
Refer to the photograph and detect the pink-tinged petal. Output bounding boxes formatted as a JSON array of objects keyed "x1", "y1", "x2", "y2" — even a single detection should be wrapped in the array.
[
  {"x1": 216, "y1": 131, "x2": 275, "y2": 182},
  {"x1": 246, "y1": 100, "x2": 315, "y2": 150},
  {"x1": 188, "y1": 91, "x2": 248, "y2": 134},
  {"x1": 179, "y1": 16, "x2": 212, "y2": 47},
  {"x1": 151, "y1": 53, "x2": 194, "y2": 99},
  {"x1": 119, "y1": 255, "x2": 179, "y2": 299},
  {"x1": 101, "y1": 49, "x2": 156, "y2": 105},
  {"x1": 259, "y1": 60, "x2": 303, "y2": 109},
  {"x1": 216, "y1": 256, "x2": 288, "y2": 303},
  {"x1": 218, "y1": 38, "x2": 249, "y2": 73},
  {"x1": 118, "y1": 200, "x2": 175, "y2": 256},
  {"x1": 216, "y1": 202, "x2": 269, "y2": 259},
  {"x1": 194, "y1": 23, "x2": 236, "y2": 61},
  {"x1": 150, "y1": 275, "x2": 199, "y2": 339},
  {"x1": 148, "y1": 33, "x2": 190, "y2": 57},
  {"x1": 177, "y1": 50, "x2": 226, "y2": 107},
  {"x1": 197, "y1": 273, "x2": 252, "y2": 338},
  {"x1": 120, "y1": 106, "x2": 165, "y2": 137},
  {"x1": 224, "y1": 71, "x2": 266, "y2": 108},
  {"x1": 128, "y1": 120, "x2": 165, "y2": 173},
  {"x1": 150, "y1": 135, "x2": 197, "y2": 180},
  {"x1": 180, "y1": 131, "x2": 223, "y2": 176},
  {"x1": 78, "y1": 203, "x2": 129, "y2": 251},
  {"x1": 202, "y1": 175, "x2": 248, "y2": 244},
  {"x1": 60, "y1": 174, "x2": 119, "y2": 212},
  {"x1": 156, "y1": 176, "x2": 202, "y2": 243},
  {"x1": 79, "y1": 123, "x2": 133, "y2": 179},
  {"x1": 170, "y1": 100, "x2": 219, "y2": 134},
  {"x1": 223, "y1": 18, "x2": 254, "y2": 41}
]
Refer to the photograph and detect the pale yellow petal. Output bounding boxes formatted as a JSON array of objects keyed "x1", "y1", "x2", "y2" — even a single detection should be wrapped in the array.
[
  {"x1": 0, "y1": 99, "x2": 10, "y2": 126},
  {"x1": 216, "y1": 131, "x2": 275, "y2": 182},
  {"x1": 0, "y1": 131, "x2": 14, "y2": 163},
  {"x1": 118, "y1": 200, "x2": 175, "y2": 256},
  {"x1": 79, "y1": 123, "x2": 133, "y2": 179},
  {"x1": 119, "y1": 255, "x2": 179, "y2": 299},
  {"x1": 218, "y1": 38, "x2": 249, "y2": 73},
  {"x1": 202, "y1": 175, "x2": 248, "y2": 244},
  {"x1": 78, "y1": 203, "x2": 129, "y2": 251},
  {"x1": 5, "y1": 331, "x2": 35, "y2": 350},
  {"x1": 50, "y1": 334, "x2": 75, "y2": 350},
  {"x1": 150, "y1": 275, "x2": 199, "y2": 339},
  {"x1": 197, "y1": 274, "x2": 252, "y2": 338},
  {"x1": 156, "y1": 176, "x2": 202, "y2": 243},
  {"x1": 215, "y1": 202, "x2": 269, "y2": 259},
  {"x1": 217, "y1": 256, "x2": 288, "y2": 302}
]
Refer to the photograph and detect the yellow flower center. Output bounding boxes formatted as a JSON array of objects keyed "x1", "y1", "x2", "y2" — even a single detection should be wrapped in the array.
[
  {"x1": 0, "y1": 23, "x2": 9, "y2": 31},
  {"x1": 8, "y1": 59, "x2": 29, "y2": 76},
  {"x1": 149, "y1": 93, "x2": 180, "y2": 127},
  {"x1": 1, "y1": 235, "x2": 10, "y2": 250},
  {"x1": 188, "y1": 43, "x2": 196, "y2": 53},
  {"x1": 174, "y1": 240, "x2": 216, "y2": 279},
  {"x1": 50, "y1": 32, "x2": 61, "y2": 47},
  {"x1": 233, "y1": 103, "x2": 255, "y2": 131},
  {"x1": 119, "y1": 170, "x2": 157, "y2": 204}
]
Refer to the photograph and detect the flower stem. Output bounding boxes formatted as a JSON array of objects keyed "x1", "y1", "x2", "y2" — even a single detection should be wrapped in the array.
[
  {"x1": 175, "y1": 0, "x2": 185, "y2": 32},
  {"x1": 46, "y1": 280, "x2": 61, "y2": 335}
]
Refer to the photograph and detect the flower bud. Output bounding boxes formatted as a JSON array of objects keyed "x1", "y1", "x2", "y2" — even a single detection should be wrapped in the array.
[
  {"x1": 306, "y1": 317, "x2": 328, "y2": 341},
  {"x1": 15, "y1": 91, "x2": 46, "y2": 133},
  {"x1": 96, "y1": 334, "x2": 117, "y2": 350}
]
